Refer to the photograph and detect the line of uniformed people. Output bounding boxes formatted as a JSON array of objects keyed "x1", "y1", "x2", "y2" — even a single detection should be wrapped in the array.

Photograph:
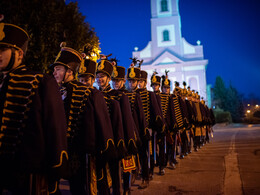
[
  {"x1": 0, "y1": 22, "x2": 215, "y2": 195},
  {"x1": 50, "y1": 42, "x2": 215, "y2": 194}
]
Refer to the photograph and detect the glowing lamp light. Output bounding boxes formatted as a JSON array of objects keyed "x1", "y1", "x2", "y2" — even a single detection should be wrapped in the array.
[
  {"x1": 248, "y1": 104, "x2": 250, "y2": 106},
  {"x1": 134, "y1": 47, "x2": 139, "y2": 51},
  {"x1": 197, "y1": 40, "x2": 201, "y2": 45},
  {"x1": 256, "y1": 105, "x2": 259, "y2": 108},
  {"x1": 247, "y1": 110, "x2": 251, "y2": 113}
]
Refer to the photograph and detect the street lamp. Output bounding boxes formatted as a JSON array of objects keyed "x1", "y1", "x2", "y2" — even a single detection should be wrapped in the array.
[{"x1": 247, "y1": 110, "x2": 251, "y2": 113}]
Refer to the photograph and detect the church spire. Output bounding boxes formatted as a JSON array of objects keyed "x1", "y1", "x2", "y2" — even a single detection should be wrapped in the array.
[{"x1": 151, "y1": 0, "x2": 180, "y2": 18}]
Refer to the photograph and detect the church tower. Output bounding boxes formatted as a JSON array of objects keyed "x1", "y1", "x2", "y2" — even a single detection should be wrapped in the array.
[
  {"x1": 151, "y1": 0, "x2": 183, "y2": 57},
  {"x1": 133, "y1": 0, "x2": 209, "y2": 102}
]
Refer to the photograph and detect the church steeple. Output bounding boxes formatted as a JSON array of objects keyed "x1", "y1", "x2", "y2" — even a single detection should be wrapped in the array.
[
  {"x1": 151, "y1": 0, "x2": 180, "y2": 18},
  {"x1": 132, "y1": 0, "x2": 208, "y2": 103},
  {"x1": 151, "y1": 0, "x2": 182, "y2": 57}
]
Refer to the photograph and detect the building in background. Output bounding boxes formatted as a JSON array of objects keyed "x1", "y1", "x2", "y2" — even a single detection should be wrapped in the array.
[{"x1": 133, "y1": 0, "x2": 209, "y2": 104}]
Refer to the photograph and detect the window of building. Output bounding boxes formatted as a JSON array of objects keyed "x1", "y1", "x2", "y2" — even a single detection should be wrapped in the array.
[
  {"x1": 163, "y1": 30, "x2": 170, "y2": 41},
  {"x1": 161, "y1": 0, "x2": 168, "y2": 12}
]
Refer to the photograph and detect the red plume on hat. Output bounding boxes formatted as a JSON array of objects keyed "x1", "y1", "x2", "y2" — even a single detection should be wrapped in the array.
[
  {"x1": 130, "y1": 57, "x2": 138, "y2": 67},
  {"x1": 110, "y1": 57, "x2": 119, "y2": 67},
  {"x1": 100, "y1": 53, "x2": 112, "y2": 60}
]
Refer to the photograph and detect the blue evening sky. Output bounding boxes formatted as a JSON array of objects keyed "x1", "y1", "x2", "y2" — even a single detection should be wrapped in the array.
[{"x1": 70, "y1": 0, "x2": 260, "y2": 98}]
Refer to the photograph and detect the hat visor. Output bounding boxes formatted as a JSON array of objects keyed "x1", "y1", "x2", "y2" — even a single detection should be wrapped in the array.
[
  {"x1": 96, "y1": 70, "x2": 111, "y2": 78},
  {"x1": 78, "y1": 73, "x2": 95, "y2": 78},
  {"x1": 49, "y1": 62, "x2": 69, "y2": 70}
]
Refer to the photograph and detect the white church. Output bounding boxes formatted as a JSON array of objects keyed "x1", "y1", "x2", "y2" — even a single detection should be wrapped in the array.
[{"x1": 132, "y1": 0, "x2": 210, "y2": 104}]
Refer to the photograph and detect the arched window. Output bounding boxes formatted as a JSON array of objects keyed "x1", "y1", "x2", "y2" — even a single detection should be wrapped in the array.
[
  {"x1": 163, "y1": 30, "x2": 170, "y2": 41},
  {"x1": 161, "y1": 0, "x2": 168, "y2": 12}
]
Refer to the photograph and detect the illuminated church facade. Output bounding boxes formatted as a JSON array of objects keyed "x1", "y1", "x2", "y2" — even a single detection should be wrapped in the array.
[{"x1": 132, "y1": 0, "x2": 209, "y2": 102}]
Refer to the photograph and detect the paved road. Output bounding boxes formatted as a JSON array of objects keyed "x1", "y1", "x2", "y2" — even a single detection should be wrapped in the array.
[
  {"x1": 131, "y1": 124, "x2": 260, "y2": 195},
  {"x1": 60, "y1": 124, "x2": 260, "y2": 194}
]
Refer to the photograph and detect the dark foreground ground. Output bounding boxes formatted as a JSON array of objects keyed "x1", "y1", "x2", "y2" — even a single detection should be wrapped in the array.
[{"x1": 61, "y1": 123, "x2": 260, "y2": 195}]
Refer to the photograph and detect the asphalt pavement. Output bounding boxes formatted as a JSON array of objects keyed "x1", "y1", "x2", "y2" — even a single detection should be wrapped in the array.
[
  {"x1": 131, "y1": 123, "x2": 260, "y2": 195},
  {"x1": 60, "y1": 123, "x2": 260, "y2": 195}
]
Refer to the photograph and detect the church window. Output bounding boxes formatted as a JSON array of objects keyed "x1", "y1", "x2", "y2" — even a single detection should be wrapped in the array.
[
  {"x1": 161, "y1": 0, "x2": 168, "y2": 12},
  {"x1": 163, "y1": 30, "x2": 170, "y2": 41}
]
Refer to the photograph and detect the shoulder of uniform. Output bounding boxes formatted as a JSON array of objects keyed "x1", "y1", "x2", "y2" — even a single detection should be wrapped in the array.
[{"x1": 69, "y1": 80, "x2": 88, "y2": 89}]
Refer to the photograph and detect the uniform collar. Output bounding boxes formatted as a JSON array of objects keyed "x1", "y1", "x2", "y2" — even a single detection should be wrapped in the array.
[{"x1": 100, "y1": 84, "x2": 112, "y2": 92}]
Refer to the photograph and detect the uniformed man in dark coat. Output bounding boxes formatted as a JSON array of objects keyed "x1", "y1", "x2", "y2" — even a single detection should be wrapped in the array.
[
  {"x1": 171, "y1": 81, "x2": 185, "y2": 162},
  {"x1": 199, "y1": 96, "x2": 208, "y2": 146},
  {"x1": 135, "y1": 68, "x2": 164, "y2": 188},
  {"x1": 0, "y1": 22, "x2": 68, "y2": 194},
  {"x1": 180, "y1": 82, "x2": 193, "y2": 156},
  {"x1": 110, "y1": 62, "x2": 141, "y2": 195},
  {"x1": 77, "y1": 49, "x2": 118, "y2": 195},
  {"x1": 186, "y1": 86, "x2": 197, "y2": 153},
  {"x1": 96, "y1": 57, "x2": 127, "y2": 195},
  {"x1": 192, "y1": 90, "x2": 203, "y2": 151},
  {"x1": 126, "y1": 65, "x2": 148, "y2": 189},
  {"x1": 109, "y1": 59, "x2": 137, "y2": 156},
  {"x1": 200, "y1": 97, "x2": 211, "y2": 144},
  {"x1": 161, "y1": 71, "x2": 177, "y2": 169},
  {"x1": 150, "y1": 71, "x2": 166, "y2": 175},
  {"x1": 50, "y1": 46, "x2": 117, "y2": 195}
]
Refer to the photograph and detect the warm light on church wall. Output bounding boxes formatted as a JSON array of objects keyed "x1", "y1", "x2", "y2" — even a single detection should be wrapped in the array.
[
  {"x1": 183, "y1": 65, "x2": 205, "y2": 71},
  {"x1": 187, "y1": 76, "x2": 199, "y2": 90}
]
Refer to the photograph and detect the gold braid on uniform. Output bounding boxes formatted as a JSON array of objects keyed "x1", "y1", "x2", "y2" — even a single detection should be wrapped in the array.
[
  {"x1": 160, "y1": 93, "x2": 170, "y2": 119},
  {"x1": 0, "y1": 65, "x2": 43, "y2": 155},
  {"x1": 138, "y1": 90, "x2": 150, "y2": 125},
  {"x1": 189, "y1": 100, "x2": 196, "y2": 122},
  {"x1": 122, "y1": 91, "x2": 139, "y2": 142},
  {"x1": 194, "y1": 102, "x2": 202, "y2": 123},
  {"x1": 172, "y1": 94, "x2": 184, "y2": 129},
  {"x1": 123, "y1": 91, "x2": 136, "y2": 114},
  {"x1": 138, "y1": 89, "x2": 151, "y2": 136},
  {"x1": 67, "y1": 81, "x2": 91, "y2": 140}
]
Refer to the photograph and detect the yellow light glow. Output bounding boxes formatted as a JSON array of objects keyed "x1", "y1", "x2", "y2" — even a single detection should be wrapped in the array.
[
  {"x1": 248, "y1": 104, "x2": 250, "y2": 106},
  {"x1": 256, "y1": 105, "x2": 259, "y2": 108},
  {"x1": 247, "y1": 110, "x2": 251, "y2": 113}
]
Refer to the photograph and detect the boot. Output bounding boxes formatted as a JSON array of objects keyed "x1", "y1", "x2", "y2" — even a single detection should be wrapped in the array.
[{"x1": 138, "y1": 180, "x2": 149, "y2": 189}]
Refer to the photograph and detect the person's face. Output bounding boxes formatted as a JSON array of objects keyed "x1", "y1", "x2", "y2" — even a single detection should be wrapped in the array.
[
  {"x1": 152, "y1": 84, "x2": 160, "y2": 92},
  {"x1": 138, "y1": 80, "x2": 146, "y2": 89},
  {"x1": 0, "y1": 47, "x2": 22, "y2": 72},
  {"x1": 162, "y1": 86, "x2": 170, "y2": 94},
  {"x1": 79, "y1": 75, "x2": 95, "y2": 88},
  {"x1": 96, "y1": 73, "x2": 110, "y2": 88},
  {"x1": 128, "y1": 79, "x2": 138, "y2": 90},
  {"x1": 112, "y1": 79, "x2": 125, "y2": 90},
  {"x1": 53, "y1": 65, "x2": 67, "y2": 84}
]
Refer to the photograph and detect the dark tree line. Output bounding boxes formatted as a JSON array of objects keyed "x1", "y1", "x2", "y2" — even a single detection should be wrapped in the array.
[
  {"x1": 0, "y1": 0, "x2": 99, "y2": 71},
  {"x1": 213, "y1": 76, "x2": 244, "y2": 122}
]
